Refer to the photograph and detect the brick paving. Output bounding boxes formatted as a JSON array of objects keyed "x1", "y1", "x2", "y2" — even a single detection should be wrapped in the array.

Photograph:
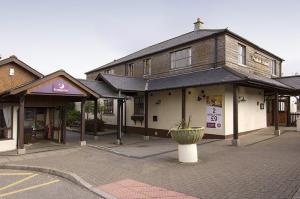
[
  {"x1": 99, "y1": 179, "x2": 197, "y2": 199},
  {"x1": 0, "y1": 129, "x2": 300, "y2": 198}
]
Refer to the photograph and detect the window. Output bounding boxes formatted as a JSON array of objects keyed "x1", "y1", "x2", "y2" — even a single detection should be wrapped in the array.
[
  {"x1": 278, "y1": 101, "x2": 285, "y2": 112},
  {"x1": 0, "y1": 105, "x2": 13, "y2": 140},
  {"x1": 104, "y1": 69, "x2": 114, "y2": 75},
  {"x1": 143, "y1": 59, "x2": 151, "y2": 75},
  {"x1": 134, "y1": 96, "x2": 144, "y2": 115},
  {"x1": 238, "y1": 44, "x2": 246, "y2": 65},
  {"x1": 171, "y1": 48, "x2": 192, "y2": 69},
  {"x1": 125, "y1": 63, "x2": 134, "y2": 76},
  {"x1": 270, "y1": 60, "x2": 277, "y2": 76},
  {"x1": 103, "y1": 99, "x2": 114, "y2": 114}
]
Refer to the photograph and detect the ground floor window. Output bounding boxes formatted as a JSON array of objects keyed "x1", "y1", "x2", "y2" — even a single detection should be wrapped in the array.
[
  {"x1": 103, "y1": 99, "x2": 114, "y2": 114},
  {"x1": 0, "y1": 105, "x2": 13, "y2": 140},
  {"x1": 134, "y1": 96, "x2": 144, "y2": 115}
]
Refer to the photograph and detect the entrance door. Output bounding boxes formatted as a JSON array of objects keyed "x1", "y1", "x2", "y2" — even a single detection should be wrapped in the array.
[
  {"x1": 266, "y1": 98, "x2": 289, "y2": 126},
  {"x1": 267, "y1": 99, "x2": 273, "y2": 126}
]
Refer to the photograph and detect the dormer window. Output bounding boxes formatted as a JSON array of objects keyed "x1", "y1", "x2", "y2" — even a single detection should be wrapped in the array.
[
  {"x1": 171, "y1": 48, "x2": 191, "y2": 69},
  {"x1": 238, "y1": 44, "x2": 246, "y2": 66}
]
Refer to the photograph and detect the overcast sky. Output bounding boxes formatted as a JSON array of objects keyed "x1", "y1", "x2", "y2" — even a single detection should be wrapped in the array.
[{"x1": 0, "y1": 0, "x2": 299, "y2": 78}]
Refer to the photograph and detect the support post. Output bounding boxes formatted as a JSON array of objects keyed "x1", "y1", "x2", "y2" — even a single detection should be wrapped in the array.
[
  {"x1": 182, "y1": 88, "x2": 186, "y2": 122},
  {"x1": 80, "y1": 99, "x2": 86, "y2": 146},
  {"x1": 274, "y1": 91, "x2": 280, "y2": 135},
  {"x1": 124, "y1": 98, "x2": 127, "y2": 134},
  {"x1": 232, "y1": 84, "x2": 239, "y2": 146},
  {"x1": 93, "y1": 99, "x2": 98, "y2": 140},
  {"x1": 61, "y1": 106, "x2": 66, "y2": 144},
  {"x1": 287, "y1": 96, "x2": 291, "y2": 127},
  {"x1": 116, "y1": 99, "x2": 122, "y2": 144},
  {"x1": 144, "y1": 92, "x2": 149, "y2": 140},
  {"x1": 18, "y1": 94, "x2": 26, "y2": 154}
]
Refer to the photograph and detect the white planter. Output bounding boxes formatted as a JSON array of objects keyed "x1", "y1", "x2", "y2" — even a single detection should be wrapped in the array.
[
  {"x1": 178, "y1": 144, "x2": 198, "y2": 163},
  {"x1": 297, "y1": 118, "x2": 300, "y2": 132}
]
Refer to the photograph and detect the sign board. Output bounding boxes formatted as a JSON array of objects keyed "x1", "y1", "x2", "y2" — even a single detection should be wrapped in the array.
[
  {"x1": 30, "y1": 78, "x2": 84, "y2": 96},
  {"x1": 206, "y1": 95, "x2": 223, "y2": 129},
  {"x1": 206, "y1": 106, "x2": 222, "y2": 129},
  {"x1": 251, "y1": 54, "x2": 270, "y2": 66}
]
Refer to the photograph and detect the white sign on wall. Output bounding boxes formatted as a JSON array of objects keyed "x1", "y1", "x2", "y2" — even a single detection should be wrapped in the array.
[{"x1": 206, "y1": 106, "x2": 222, "y2": 129}]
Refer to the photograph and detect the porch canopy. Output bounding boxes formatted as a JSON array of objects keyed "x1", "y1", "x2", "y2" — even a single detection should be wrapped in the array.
[
  {"x1": 96, "y1": 66, "x2": 297, "y2": 144},
  {"x1": 0, "y1": 70, "x2": 100, "y2": 153}
]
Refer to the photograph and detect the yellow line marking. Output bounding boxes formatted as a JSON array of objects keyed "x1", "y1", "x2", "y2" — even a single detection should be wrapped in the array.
[
  {"x1": 0, "y1": 179, "x2": 60, "y2": 197},
  {"x1": 0, "y1": 174, "x2": 39, "y2": 191},
  {"x1": 0, "y1": 173, "x2": 33, "y2": 176}
]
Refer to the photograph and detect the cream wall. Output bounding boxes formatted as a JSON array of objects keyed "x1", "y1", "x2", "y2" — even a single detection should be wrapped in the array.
[
  {"x1": 100, "y1": 99, "x2": 118, "y2": 125},
  {"x1": 148, "y1": 89, "x2": 182, "y2": 130},
  {"x1": 0, "y1": 106, "x2": 18, "y2": 152},
  {"x1": 186, "y1": 85, "x2": 226, "y2": 136},
  {"x1": 125, "y1": 95, "x2": 145, "y2": 128},
  {"x1": 237, "y1": 86, "x2": 266, "y2": 133}
]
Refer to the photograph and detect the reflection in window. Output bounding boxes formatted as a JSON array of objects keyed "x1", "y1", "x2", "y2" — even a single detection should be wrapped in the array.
[{"x1": 0, "y1": 105, "x2": 13, "y2": 140}]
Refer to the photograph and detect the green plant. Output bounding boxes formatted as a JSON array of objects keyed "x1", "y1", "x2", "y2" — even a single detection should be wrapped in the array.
[
  {"x1": 168, "y1": 116, "x2": 204, "y2": 144},
  {"x1": 66, "y1": 109, "x2": 81, "y2": 127}
]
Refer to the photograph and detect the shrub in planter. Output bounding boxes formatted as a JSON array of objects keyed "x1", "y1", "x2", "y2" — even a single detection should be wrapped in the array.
[
  {"x1": 169, "y1": 117, "x2": 204, "y2": 163},
  {"x1": 85, "y1": 119, "x2": 105, "y2": 132}
]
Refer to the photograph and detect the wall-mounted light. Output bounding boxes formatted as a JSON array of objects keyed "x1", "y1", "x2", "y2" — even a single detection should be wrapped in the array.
[
  {"x1": 238, "y1": 96, "x2": 247, "y2": 103},
  {"x1": 155, "y1": 99, "x2": 161, "y2": 105}
]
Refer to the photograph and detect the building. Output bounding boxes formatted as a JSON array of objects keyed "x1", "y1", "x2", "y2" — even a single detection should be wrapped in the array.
[
  {"x1": 85, "y1": 19, "x2": 300, "y2": 143},
  {"x1": 0, "y1": 56, "x2": 106, "y2": 153}
]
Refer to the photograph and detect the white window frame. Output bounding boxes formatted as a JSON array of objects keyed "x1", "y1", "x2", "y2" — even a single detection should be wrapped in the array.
[
  {"x1": 143, "y1": 58, "x2": 151, "y2": 75},
  {"x1": 238, "y1": 44, "x2": 246, "y2": 66},
  {"x1": 170, "y1": 48, "x2": 192, "y2": 69}
]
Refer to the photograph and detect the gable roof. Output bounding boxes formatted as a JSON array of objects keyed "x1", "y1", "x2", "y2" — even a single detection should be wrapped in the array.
[
  {"x1": 78, "y1": 79, "x2": 124, "y2": 98},
  {"x1": 86, "y1": 28, "x2": 284, "y2": 75},
  {"x1": 97, "y1": 73, "x2": 147, "y2": 92},
  {"x1": 86, "y1": 29, "x2": 225, "y2": 74},
  {"x1": 1, "y1": 70, "x2": 99, "y2": 98},
  {"x1": 0, "y1": 55, "x2": 43, "y2": 78}
]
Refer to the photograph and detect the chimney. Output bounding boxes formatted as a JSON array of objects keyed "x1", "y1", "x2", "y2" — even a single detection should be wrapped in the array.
[{"x1": 194, "y1": 18, "x2": 204, "y2": 31}]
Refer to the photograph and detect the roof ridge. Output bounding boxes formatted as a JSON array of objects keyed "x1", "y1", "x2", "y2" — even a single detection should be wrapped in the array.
[{"x1": 86, "y1": 29, "x2": 226, "y2": 74}]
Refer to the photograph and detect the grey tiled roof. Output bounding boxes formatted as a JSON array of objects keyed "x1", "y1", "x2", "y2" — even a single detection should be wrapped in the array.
[
  {"x1": 99, "y1": 74, "x2": 147, "y2": 92},
  {"x1": 227, "y1": 67, "x2": 292, "y2": 89},
  {"x1": 86, "y1": 29, "x2": 225, "y2": 73},
  {"x1": 78, "y1": 79, "x2": 123, "y2": 98},
  {"x1": 276, "y1": 76, "x2": 300, "y2": 90},
  {"x1": 147, "y1": 67, "x2": 242, "y2": 91},
  {"x1": 96, "y1": 67, "x2": 293, "y2": 92}
]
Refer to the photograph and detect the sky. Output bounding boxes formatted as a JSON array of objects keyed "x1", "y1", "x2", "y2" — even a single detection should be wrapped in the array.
[{"x1": 0, "y1": 0, "x2": 300, "y2": 78}]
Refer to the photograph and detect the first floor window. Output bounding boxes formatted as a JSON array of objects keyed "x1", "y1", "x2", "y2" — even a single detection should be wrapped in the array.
[
  {"x1": 134, "y1": 96, "x2": 144, "y2": 115},
  {"x1": 238, "y1": 44, "x2": 246, "y2": 65},
  {"x1": 0, "y1": 105, "x2": 13, "y2": 140},
  {"x1": 143, "y1": 59, "x2": 151, "y2": 75},
  {"x1": 125, "y1": 63, "x2": 134, "y2": 76},
  {"x1": 104, "y1": 69, "x2": 114, "y2": 75},
  {"x1": 270, "y1": 60, "x2": 277, "y2": 76},
  {"x1": 171, "y1": 48, "x2": 191, "y2": 69},
  {"x1": 103, "y1": 99, "x2": 114, "y2": 114}
]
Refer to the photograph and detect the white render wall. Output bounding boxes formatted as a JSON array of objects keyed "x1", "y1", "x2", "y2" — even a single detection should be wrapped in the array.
[
  {"x1": 98, "y1": 85, "x2": 268, "y2": 137},
  {"x1": 0, "y1": 106, "x2": 18, "y2": 152},
  {"x1": 186, "y1": 85, "x2": 226, "y2": 136},
  {"x1": 148, "y1": 89, "x2": 182, "y2": 130}
]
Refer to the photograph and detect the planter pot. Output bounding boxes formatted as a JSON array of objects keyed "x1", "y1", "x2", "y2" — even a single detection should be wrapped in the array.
[
  {"x1": 169, "y1": 127, "x2": 204, "y2": 163},
  {"x1": 178, "y1": 144, "x2": 198, "y2": 163}
]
